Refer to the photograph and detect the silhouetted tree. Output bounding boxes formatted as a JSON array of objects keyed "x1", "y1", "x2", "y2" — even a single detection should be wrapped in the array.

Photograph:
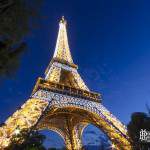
[
  {"x1": 0, "y1": 39, "x2": 26, "y2": 78},
  {"x1": 0, "y1": 0, "x2": 42, "y2": 78},
  {"x1": 127, "y1": 112, "x2": 150, "y2": 150},
  {"x1": 6, "y1": 129, "x2": 46, "y2": 150}
]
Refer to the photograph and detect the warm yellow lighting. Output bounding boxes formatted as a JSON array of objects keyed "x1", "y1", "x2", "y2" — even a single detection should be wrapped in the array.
[
  {"x1": 0, "y1": 17, "x2": 132, "y2": 150},
  {"x1": 14, "y1": 128, "x2": 20, "y2": 135},
  {"x1": 112, "y1": 143, "x2": 116, "y2": 149},
  {"x1": 53, "y1": 16, "x2": 73, "y2": 64}
]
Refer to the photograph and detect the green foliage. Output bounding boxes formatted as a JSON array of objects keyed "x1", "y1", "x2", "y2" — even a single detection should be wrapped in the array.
[
  {"x1": 6, "y1": 129, "x2": 67, "y2": 150},
  {"x1": 127, "y1": 112, "x2": 150, "y2": 150},
  {"x1": 6, "y1": 129, "x2": 46, "y2": 150}
]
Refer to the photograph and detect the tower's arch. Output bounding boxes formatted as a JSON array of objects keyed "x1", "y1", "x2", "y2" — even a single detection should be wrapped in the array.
[
  {"x1": 39, "y1": 129, "x2": 65, "y2": 149},
  {"x1": 81, "y1": 124, "x2": 112, "y2": 150},
  {"x1": 39, "y1": 126, "x2": 65, "y2": 142},
  {"x1": 33, "y1": 98, "x2": 131, "y2": 150}
]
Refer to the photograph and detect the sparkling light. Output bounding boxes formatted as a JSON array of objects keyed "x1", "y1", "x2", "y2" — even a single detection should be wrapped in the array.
[
  {"x1": 14, "y1": 128, "x2": 20, "y2": 135},
  {"x1": 111, "y1": 143, "x2": 116, "y2": 150}
]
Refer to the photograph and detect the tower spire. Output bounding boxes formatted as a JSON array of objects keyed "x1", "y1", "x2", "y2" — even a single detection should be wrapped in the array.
[
  {"x1": 53, "y1": 16, "x2": 74, "y2": 64},
  {"x1": 45, "y1": 17, "x2": 88, "y2": 91}
]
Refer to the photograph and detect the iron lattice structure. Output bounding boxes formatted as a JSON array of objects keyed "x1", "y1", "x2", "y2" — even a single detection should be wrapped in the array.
[{"x1": 0, "y1": 17, "x2": 132, "y2": 150}]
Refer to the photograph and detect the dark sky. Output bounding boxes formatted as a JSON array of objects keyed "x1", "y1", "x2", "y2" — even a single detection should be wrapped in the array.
[{"x1": 0, "y1": 0, "x2": 150, "y2": 147}]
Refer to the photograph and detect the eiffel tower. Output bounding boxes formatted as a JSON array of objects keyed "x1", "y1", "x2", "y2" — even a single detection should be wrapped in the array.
[{"x1": 0, "y1": 17, "x2": 132, "y2": 150}]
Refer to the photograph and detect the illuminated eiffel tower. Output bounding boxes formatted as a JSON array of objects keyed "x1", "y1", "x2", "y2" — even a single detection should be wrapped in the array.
[{"x1": 0, "y1": 17, "x2": 132, "y2": 150}]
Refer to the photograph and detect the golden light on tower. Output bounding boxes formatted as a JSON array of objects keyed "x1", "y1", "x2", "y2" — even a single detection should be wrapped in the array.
[
  {"x1": 111, "y1": 143, "x2": 116, "y2": 149},
  {"x1": 14, "y1": 128, "x2": 20, "y2": 135},
  {"x1": 0, "y1": 17, "x2": 132, "y2": 150}
]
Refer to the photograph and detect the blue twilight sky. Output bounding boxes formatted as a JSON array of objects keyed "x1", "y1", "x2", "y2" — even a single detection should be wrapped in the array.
[{"x1": 0, "y1": 0, "x2": 150, "y2": 147}]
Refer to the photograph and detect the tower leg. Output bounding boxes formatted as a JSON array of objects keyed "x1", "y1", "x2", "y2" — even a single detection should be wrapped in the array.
[
  {"x1": 63, "y1": 118, "x2": 83, "y2": 150},
  {"x1": 64, "y1": 128, "x2": 83, "y2": 150}
]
